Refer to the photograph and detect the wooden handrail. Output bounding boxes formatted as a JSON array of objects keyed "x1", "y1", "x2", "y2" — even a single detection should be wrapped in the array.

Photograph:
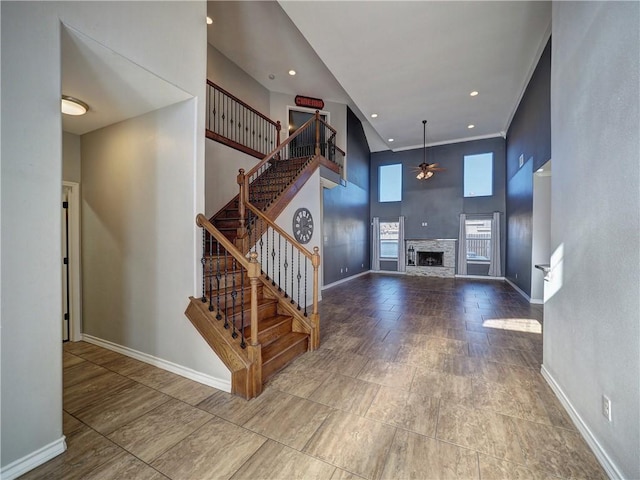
[
  {"x1": 196, "y1": 214, "x2": 251, "y2": 270},
  {"x1": 244, "y1": 202, "x2": 315, "y2": 261},
  {"x1": 318, "y1": 116, "x2": 337, "y2": 136},
  {"x1": 207, "y1": 80, "x2": 279, "y2": 129},
  {"x1": 245, "y1": 114, "x2": 318, "y2": 179}
]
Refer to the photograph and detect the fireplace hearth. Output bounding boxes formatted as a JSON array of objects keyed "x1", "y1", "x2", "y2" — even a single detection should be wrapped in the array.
[{"x1": 418, "y1": 251, "x2": 443, "y2": 267}]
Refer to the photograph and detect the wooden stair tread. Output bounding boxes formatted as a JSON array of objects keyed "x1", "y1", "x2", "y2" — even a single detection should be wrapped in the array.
[{"x1": 262, "y1": 332, "x2": 308, "y2": 380}]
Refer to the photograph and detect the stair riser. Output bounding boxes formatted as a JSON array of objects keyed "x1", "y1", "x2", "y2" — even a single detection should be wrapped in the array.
[
  {"x1": 255, "y1": 317, "x2": 293, "y2": 346},
  {"x1": 226, "y1": 300, "x2": 277, "y2": 325},
  {"x1": 262, "y1": 336, "x2": 308, "y2": 380}
]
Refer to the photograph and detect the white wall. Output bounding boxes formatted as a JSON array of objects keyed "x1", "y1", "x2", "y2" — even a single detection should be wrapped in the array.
[
  {"x1": 530, "y1": 170, "x2": 551, "y2": 302},
  {"x1": 1, "y1": 1, "x2": 206, "y2": 474},
  {"x1": 81, "y1": 101, "x2": 229, "y2": 382},
  {"x1": 545, "y1": 2, "x2": 639, "y2": 478},
  {"x1": 205, "y1": 138, "x2": 259, "y2": 218},
  {"x1": 207, "y1": 43, "x2": 270, "y2": 116},
  {"x1": 63, "y1": 132, "x2": 81, "y2": 183}
]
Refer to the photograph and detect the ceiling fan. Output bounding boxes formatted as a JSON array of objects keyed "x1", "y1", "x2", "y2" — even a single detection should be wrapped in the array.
[{"x1": 415, "y1": 120, "x2": 446, "y2": 180}]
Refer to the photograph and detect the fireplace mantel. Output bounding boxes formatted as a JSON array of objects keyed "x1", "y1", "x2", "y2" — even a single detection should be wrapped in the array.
[{"x1": 406, "y1": 239, "x2": 456, "y2": 277}]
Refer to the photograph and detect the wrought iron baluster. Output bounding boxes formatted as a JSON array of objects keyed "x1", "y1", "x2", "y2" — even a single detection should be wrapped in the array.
[
  {"x1": 208, "y1": 235, "x2": 214, "y2": 312},
  {"x1": 271, "y1": 228, "x2": 276, "y2": 286},
  {"x1": 304, "y1": 257, "x2": 308, "y2": 317},
  {"x1": 223, "y1": 248, "x2": 229, "y2": 328},
  {"x1": 283, "y1": 241, "x2": 288, "y2": 298},
  {"x1": 297, "y1": 250, "x2": 302, "y2": 310},
  {"x1": 240, "y1": 260, "x2": 246, "y2": 348},
  {"x1": 291, "y1": 244, "x2": 295, "y2": 304},
  {"x1": 231, "y1": 258, "x2": 238, "y2": 338},
  {"x1": 201, "y1": 229, "x2": 207, "y2": 303},
  {"x1": 265, "y1": 225, "x2": 270, "y2": 280},
  {"x1": 216, "y1": 241, "x2": 222, "y2": 319},
  {"x1": 278, "y1": 234, "x2": 282, "y2": 291}
]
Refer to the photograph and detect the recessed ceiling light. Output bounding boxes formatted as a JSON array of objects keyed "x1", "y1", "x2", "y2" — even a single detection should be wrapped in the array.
[
  {"x1": 468, "y1": 124, "x2": 475, "y2": 129},
  {"x1": 371, "y1": 113, "x2": 378, "y2": 118},
  {"x1": 470, "y1": 91, "x2": 479, "y2": 97},
  {"x1": 388, "y1": 138, "x2": 394, "y2": 142},
  {"x1": 288, "y1": 70, "x2": 296, "y2": 76},
  {"x1": 206, "y1": 16, "x2": 213, "y2": 25},
  {"x1": 61, "y1": 95, "x2": 89, "y2": 116}
]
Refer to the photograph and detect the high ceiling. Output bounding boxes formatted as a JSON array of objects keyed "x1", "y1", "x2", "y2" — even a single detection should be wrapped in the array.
[{"x1": 207, "y1": 1, "x2": 550, "y2": 152}]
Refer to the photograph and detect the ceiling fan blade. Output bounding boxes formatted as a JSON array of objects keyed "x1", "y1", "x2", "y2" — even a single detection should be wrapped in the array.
[{"x1": 430, "y1": 167, "x2": 446, "y2": 172}]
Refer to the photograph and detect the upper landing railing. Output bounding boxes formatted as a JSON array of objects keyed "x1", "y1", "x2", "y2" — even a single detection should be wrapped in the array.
[{"x1": 206, "y1": 80, "x2": 281, "y2": 159}]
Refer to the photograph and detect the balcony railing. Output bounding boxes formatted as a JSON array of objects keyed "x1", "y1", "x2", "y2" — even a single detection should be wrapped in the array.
[{"x1": 206, "y1": 80, "x2": 281, "y2": 159}]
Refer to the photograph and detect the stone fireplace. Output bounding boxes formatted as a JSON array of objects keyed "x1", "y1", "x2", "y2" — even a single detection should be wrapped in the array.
[{"x1": 406, "y1": 239, "x2": 456, "y2": 277}]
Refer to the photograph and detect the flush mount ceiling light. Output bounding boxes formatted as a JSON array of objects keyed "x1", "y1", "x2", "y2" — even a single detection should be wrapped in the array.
[
  {"x1": 61, "y1": 95, "x2": 89, "y2": 116},
  {"x1": 414, "y1": 120, "x2": 446, "y2": 180}
]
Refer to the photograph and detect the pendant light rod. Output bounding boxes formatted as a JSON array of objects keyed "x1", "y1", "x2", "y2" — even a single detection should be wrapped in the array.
[{"x1": 423, "y1": 120, "x2": 427, "y2": 164}]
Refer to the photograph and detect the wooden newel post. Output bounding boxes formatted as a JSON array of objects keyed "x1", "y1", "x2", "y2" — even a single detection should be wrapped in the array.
[
  {"x1": 311, "y1": 246, "x2": 321, "y2": 349},
  {"x1": 246, "y1": 251, "x2": 262, "y2": 397},
  {"x1": 314, "y1": 110, "x2": 321, "y2": 156},
  {"x1": 236, "y1": 169, "x2": 247, "y2": 251},
  {"x1": 276, "y1": 121, "x2": 282, "y2": 146},
  {"x1": 247, "y1": 252, "x2": 261, "y2": 346}
]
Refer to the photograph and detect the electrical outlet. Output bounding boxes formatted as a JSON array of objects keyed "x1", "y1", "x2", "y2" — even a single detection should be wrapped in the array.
[
  {"x1": 345, "y1": 267, "x2": 348, "y2": 272},
  {"x1": 361, "y1": 263, "x2": 364, "y2": 268},
  {"x1": 515, "y1": 273, "x2": 518, "y2": 279},
  {"x1": 421, "y1": 222, "x2": 428, "y2": 227},
  {"x1": 602, "y1": 395, "x2": 612, "y2": 422},
  {"x1": 340, "y1": 268, "x2": 343, "y2": 274},
  {"x1": 519, "y1": 154, "x2": 524, "y2": 168}
]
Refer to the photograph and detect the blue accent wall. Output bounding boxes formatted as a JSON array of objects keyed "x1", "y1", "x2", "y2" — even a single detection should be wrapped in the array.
[
  {"x1": 371, "y1": 136, "x2": 506, "y2": 273},
  {"x1": 322, "y1": 108, "x2": 371, "y2": 285},
  {"x1": 506, "y1": 38, "x2": 551, "y2": 295}
]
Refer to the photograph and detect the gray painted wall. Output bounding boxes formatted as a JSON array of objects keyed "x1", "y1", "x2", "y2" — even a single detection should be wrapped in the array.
[
  {"x1": 505, "y1": 39, "x2": 551, "y2": 296},
  {"x1": 1, "y1": 1, "x2": 205, "y2": 471},
  {"x1": 371, "y1": 137, "x2": 506, "y2": 273},
  {"x1": 545, "y1": 2, "x2": 639, "y2": 478},
  {"x1": 63, "y1": 132, "x2": 81, "y2": 183},
  {"x1": 322, "y1": 108, "x2": 371, "y2": 284}
]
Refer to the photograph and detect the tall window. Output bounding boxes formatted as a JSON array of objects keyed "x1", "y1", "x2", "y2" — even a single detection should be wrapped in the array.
[
  {"x1": 465, "y1": 218, "x2": 492, "y2": 261},
  {"x1": 464, "y1": 153, "x2": 493, "y2": 197},
  {"x1": 380, "y1": 221, "x2": 399, "y2": 259},
  {"x1": 379, "y1": 164, "x2": 402, "y2": 202}
]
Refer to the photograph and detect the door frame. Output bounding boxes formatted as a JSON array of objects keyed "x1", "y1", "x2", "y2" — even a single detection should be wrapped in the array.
[
  {"x1": 63, "y1": 181, "x2": 82, "y2": 341},
  {"x1": 286, "y1": 105, "x2": 330, "y2": 136}
]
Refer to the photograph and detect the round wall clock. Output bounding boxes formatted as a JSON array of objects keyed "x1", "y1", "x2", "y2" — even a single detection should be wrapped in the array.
[{"x1": 292, "y1": 208, "x2": 314, "y2": 244}]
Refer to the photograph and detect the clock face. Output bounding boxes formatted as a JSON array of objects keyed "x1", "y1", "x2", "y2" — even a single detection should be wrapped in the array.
[{"x1": 292, "y1": 208, "x2": 314, "y2": 244}]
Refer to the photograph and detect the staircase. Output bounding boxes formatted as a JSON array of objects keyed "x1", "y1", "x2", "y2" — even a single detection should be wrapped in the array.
[
  {"x1": 186, "y1": 106, "x2": 344, "y2": 399},
  {"x1": 210, "y1": 156, "x2": 313, "y2": 247}
]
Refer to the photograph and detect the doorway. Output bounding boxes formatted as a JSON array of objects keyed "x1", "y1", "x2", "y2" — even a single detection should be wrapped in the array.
[
  {"x1": 62, "y1": 181, "x2": 81, "y2": 342},
  {"x1": 287, "y1": 106, "x2": 329, "y2": 158}
]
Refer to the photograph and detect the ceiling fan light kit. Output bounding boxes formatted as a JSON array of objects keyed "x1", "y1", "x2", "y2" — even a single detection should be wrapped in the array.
[{"x1": 415, "y1": 120, "x2": 446, "y2": 181}]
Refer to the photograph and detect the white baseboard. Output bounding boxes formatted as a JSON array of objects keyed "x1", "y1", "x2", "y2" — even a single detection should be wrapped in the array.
[
  {"x1": 371, "y1": 270, "x2": 406, "y2": 275},
  {"x1": 0, "y1": 436, "x2": 66, "y2": 480},
  {"x1": 505, "y1": 277, "x2": 534, "y2": 303},
  {"x1": 82, "y1": 334, "x2": 231, "y2": 392},
  {"x1": 541, "y1": 365, "x2": 624, "y2": 479},
  {"x1": 529, "y1": 297, "x2": 544, "y2": 305},
  {"x1": 455, "y1": 274, "x2": 506, "y2": 281},
  {"x1": 322, "y1": 270, "x2": 372, "y2": 290}
]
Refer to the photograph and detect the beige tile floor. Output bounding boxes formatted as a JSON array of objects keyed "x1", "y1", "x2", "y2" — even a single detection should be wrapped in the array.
[{"x1": 22, "y1": 275, "x2": 607, "y2": 479}]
